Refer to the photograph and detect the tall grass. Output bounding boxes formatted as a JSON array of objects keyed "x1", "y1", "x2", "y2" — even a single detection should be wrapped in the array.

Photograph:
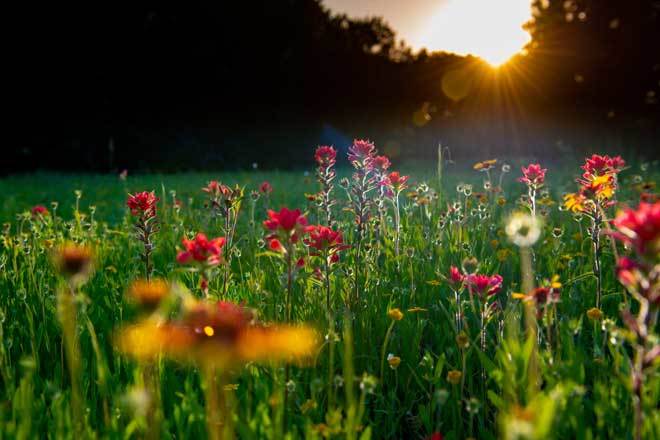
[{"x1": 0, "y1": 157, "x2": 658, "y2": 439}]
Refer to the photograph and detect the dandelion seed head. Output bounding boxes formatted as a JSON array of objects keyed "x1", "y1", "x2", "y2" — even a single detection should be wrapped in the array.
[{"x1": 505, "y1": 212, "x2": 542, "y2": 247}]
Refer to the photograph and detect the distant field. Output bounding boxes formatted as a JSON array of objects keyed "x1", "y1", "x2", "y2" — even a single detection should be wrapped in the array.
[{"x1": 0, "y1": 155, "x2": 658, "y2": 439}]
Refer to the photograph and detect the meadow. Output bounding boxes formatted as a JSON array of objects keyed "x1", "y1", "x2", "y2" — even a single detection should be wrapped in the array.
[{"x1": 0, "y1": 144, "x2": 658, "y2": 439}]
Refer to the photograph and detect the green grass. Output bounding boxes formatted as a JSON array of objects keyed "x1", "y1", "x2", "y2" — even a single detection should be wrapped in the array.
[{"x1": 0, "y1": 159, "x2": 658, "y2": 439}]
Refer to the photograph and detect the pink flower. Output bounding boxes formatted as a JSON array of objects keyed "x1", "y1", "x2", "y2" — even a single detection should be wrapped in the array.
[
  {"x1": 467, "y1": 273, "x2": 503, "y2": 300},
  {"x1": 517, "y1": 163, "x2": 546, "y2": 187},
  {"x1": 612, "y1": 202, "x2": 660, "y2": 258},
  {"x1": 260, "y1": 181, "x2": 273, "y2": 194},
  {"x1": 31, "y1": 205, "x2": 49, "y2": 217},
  {"x1": 127, "y1": 191, "x2": 158, "y2": 219},
  {"x1": 314, "y1": 146, "x2": 337, "y2": 167},
  {"x1": 176, "y1": 233, "x2": 226, "y2": 266},
  {"x1": 348, "y1": 139, "x2": 376, "y2": 167}
]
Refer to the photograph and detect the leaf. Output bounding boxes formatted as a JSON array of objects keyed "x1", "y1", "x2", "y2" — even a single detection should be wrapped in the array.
[{"x1": 359, "y1": 426, "x2": 372, "y2": 440}]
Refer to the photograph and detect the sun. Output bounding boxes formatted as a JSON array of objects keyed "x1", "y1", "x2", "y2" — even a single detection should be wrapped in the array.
[{"x1": 414, "y1": 0, "x2": 532, "y2": 66}]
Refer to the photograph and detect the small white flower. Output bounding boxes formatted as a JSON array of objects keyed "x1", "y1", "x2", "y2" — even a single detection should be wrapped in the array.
[{"x1": 505, "y1": 212, "x2": 542, "y2": 247}]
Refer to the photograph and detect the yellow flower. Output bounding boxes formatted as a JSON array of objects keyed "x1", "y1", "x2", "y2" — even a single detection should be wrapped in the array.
[
  {"x1": 563, "y1": 193, "x2": 587, "y2": 213},
  {"x1": 497, "y1": 197, "x2": 507, "y2": 206},
  {"x1": 586, "y1": 307, "x2": 603, "y2": 321},
  {"x1": 550, "y1": 275, "x2": 562, "y2": 289},
  {"x1": 456, "y1": 332, "x2": 470, "y2": 349},
  {"x1": 127, "y1": 279, "x2": 170, "y2": 309},
  {"x1": 53, "y1": 242, "x2": 94, "y2": 285},
  {"x1": 387, "y1": 354, "x2": 401, "y2": 369},
  {"x1": 301, "y1": 399, "x2": 318, "y2": 414},
  {"x1": 387, "y1": 308, "x2": 404, "y2": 321},
  {"x1": 115, "y1": 300, "x2": 318, "y2": 368},
  {"x1": 473, "y1": 159, "x2": 498, "y2": 171},
  {"x1": 496, "y1": 248, "x2": 511, "y2": 262},
  {"x1": 447, "y1": 370, "x2": 462, "y2": 385}
]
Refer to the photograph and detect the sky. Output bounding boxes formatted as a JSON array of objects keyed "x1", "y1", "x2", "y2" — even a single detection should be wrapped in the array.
[{"x1": 323, "y1": 0, "x2": 533, "y2": 65}]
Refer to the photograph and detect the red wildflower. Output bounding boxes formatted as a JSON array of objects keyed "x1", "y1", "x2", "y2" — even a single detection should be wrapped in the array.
[
  {"x1": 314, "y1": 146, "x2": 337, "y2": 167},
  {"x1": 582, "y1": 154, "x2": 625, "y2": 177},
  {"x1": 177, "y1": 233, "x2": 226, "y2": 266},
  {"x1": 616, "y1": 257, "x2": 641, "y2": 289},
  {"x1": 348, "y1": 139, "x2": 376, "y2": 167},
  {"x1": 260, "y1": 181, "x2": 273, "y2": 194},
  {"x1": 517, "y1": 163, "x2": 546, "y2": 187},
  {"x1": 202, "y1": 180, "x2": 231, "y2": 198},
  {"x1": 264, "y1": 208, "x2": 309, "y2": 247},
  {"x1": 269, "y1": 238, "x2": 284, "y2": 253},
  {"x1": 31, "y1": 205, "x2": 49, "y2": 217},
  {"x1": 372, "y1": 155, "x2": 391, "y2": 172},
  {"x1": 467, "y1": 273, "x2": 503, "y2": 300},
  {"x1": 447, "y1": 265, "x2": 465, "y2": 289},
  {"x1": 612, "y1": 202, "x2": 660, "y2": 258},
  {"x1": 384, "y1": 171, "x2": 409, "y2": 195},
  {"x1": 264, "y1": 208, "x2": 307, "y2": 232},
  {"x1": 428, "y1": 433, "x2": 443, "y2": 440},
  {"x1": 304, "y1": 225, "x2": 349, "y2": 263},
  {"x1": 127, "y1": 191, "x2": 158, "y2": 219}
]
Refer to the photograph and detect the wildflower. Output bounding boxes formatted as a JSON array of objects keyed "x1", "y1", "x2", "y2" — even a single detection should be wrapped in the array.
[
  {"x1": 466, "y1": 273, "x2": 503, "y2": 301},
  {"x1": 586, "y1": 307, "x2": 603, "y2": 321},
  {"x1": 615, "y1": 257, "x2": 642, "y2": 290},
  {"x1": 447, "y1": 370, "x2": 462, "y2": 385},
  {"x1": 384, "y1": 171, "x2": 409, "y2": 196},
  {"x1": 31, "y1": 205, "x2": 49, "y2": 218},
  {"x1": 304, "y1": 225, "x2": 349, "y2": 264},
  {"x1": 263, "y1": 208, "x2": 308, "y2": 245},
  {"x1": 259, "y1": 181, "x2": 273, "y2": 195},
  {"x1": 53, "y1": 242, "x2": 94, "y2": 284},
  {"x1": 387, "y1": 354, "x2": 401, "y2": 369},
  {"x1": 611, "y1": 202, "x2": 660, "y2": 259},
  {"x1": 505, "y1": 212, "x2": 543, "y2": 247},
  {"x1": 116, "y1": 299, "x2": 318, "y2": 367},
  {"x1": 176, "y1": 233, "x2": 226, "y2": 266},
  {"x1": 582, "y1": 154, "x2": 625, "y2": 177},
  {"x1": 348, "y1": 139, "x2": 376, "y2": 167},
  {"x1": 517, "y1": 163, "x2": 547, "y2": 188},
  {"x1": 127, "y1": 191, "x2": 158, "y2": 219},
  {"x1": 447, "y1": 265, "x2": 465, "y2": 289},
  {"x1": 387, "y1": 308, "x2": 404, "y2": 321},
  {"x1": 372, "y1": 155, "x2": 391, "y2": 171},
  {"x1": 314, "y1": 145, "x2": 337, "y2": 167},
  {"x1": 456, "y1": 332, "x2": 470, "y2": 349},
  {"x1": 314, "y1": 146, "x2": 337, "y2": 225},
  {"x1": 127, "y1": 279, "x2": 170, "y2": 310},
  {"x1": 202, "y1": 180, "x2": 227, "y2": 198},
  {"x1": 473, "y1": 159, "x2": 498, "y2": 171}
]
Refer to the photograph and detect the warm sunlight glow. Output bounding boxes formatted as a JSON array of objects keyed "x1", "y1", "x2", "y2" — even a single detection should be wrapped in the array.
[{"x1": 414, "y1": 0, "x2": 532, "y2": 66}]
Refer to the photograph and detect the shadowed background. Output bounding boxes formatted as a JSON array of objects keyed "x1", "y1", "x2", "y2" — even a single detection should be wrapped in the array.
[{"x1": 5, "y1": 0, "x2": 660, "y2": 173}]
